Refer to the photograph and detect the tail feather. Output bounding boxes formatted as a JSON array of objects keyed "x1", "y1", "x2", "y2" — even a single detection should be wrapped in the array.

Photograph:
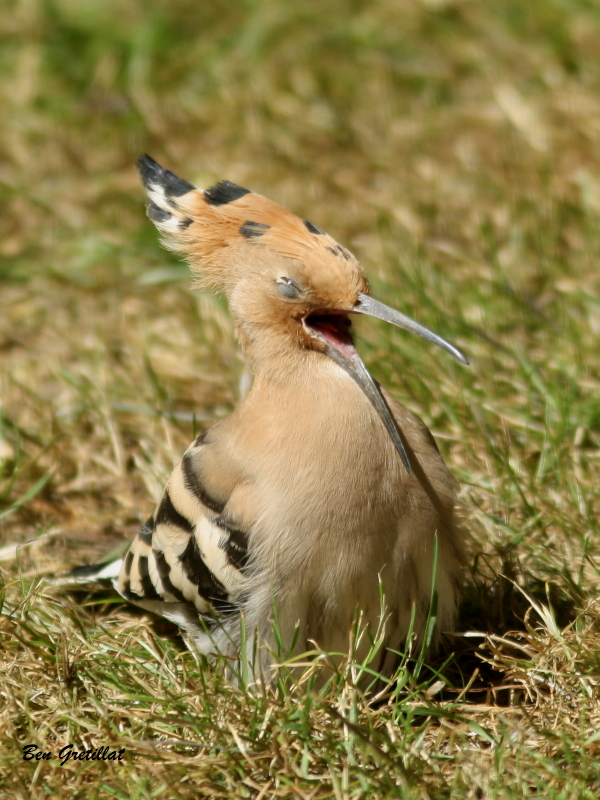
[{"x1": 54, "y1": 558, "x2": 124, "y2": 585}]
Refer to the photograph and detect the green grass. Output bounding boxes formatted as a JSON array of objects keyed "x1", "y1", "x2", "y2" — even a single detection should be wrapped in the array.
[{"x1": 2, "y1": 0, "x2": 600, "y2": 796}]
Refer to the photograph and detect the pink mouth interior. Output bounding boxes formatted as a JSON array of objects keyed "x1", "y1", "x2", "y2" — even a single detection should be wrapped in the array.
[{"x1": 305, "y1": 314, "x2": 356, "y2": 359}]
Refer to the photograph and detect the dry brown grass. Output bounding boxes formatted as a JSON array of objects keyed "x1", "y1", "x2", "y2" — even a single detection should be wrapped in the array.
[{"x1": 2, "y1": 0, "x2": 600, "y2": 796}]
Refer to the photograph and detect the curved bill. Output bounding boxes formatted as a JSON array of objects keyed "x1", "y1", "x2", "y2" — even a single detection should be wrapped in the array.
[
  {"x1": 323, "y1": 342, "x2": 413, "y2": 474},
  {"x1": 354, "y1": 293, "x2": 469, "y2": 365}
]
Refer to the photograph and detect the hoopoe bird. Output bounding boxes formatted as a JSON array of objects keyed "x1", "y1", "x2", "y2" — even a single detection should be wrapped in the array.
[{"x1": 111, "y1": 155, "x2": 468, "y2": 676}]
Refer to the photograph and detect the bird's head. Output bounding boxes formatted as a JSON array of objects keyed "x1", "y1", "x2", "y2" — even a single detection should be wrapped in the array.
[{"x1": 138, "y1": 155, "x2": 468, "y2": 472}]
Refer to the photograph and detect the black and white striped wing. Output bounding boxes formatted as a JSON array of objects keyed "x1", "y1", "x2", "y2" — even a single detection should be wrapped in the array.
[{"x1": 116, "y1": 437, "x2": 250, "y2": 638}]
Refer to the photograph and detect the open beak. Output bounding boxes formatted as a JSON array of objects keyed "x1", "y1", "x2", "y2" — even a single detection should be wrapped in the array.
[{"x1": 305, "y1": 293, "x2": 467, "y2": 474}]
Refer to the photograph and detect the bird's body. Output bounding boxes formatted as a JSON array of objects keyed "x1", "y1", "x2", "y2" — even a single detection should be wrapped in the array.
[{"x1": 115, "y1": 156, "x2": 467, "y2": 676}]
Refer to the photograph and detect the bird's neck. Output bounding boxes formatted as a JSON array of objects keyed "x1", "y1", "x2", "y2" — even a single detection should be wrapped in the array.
[
  {"x1": 233, "y1": 337, "x2": 399, "y2": 469},
  {"x1": 245, "y1": 342, "x2": 338, "y2": 392},
  {"x1": 237, "y1": 345, "x2": 382, "y2": 451}
]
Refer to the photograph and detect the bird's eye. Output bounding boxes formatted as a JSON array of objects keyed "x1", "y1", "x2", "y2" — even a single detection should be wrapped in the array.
[{"x1": 276, "y1": 277, "x2": 302, "y2": 299}]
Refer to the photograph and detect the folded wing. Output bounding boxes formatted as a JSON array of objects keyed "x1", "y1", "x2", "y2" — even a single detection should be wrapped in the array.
[{"x1": 116, "y1": 432, "x2": 252, "y2": 643}]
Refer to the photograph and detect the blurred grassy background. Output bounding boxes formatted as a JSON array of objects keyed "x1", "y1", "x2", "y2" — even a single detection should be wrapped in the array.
[{"x1": 2, "y1": 0, "x2": 600, "y2": 797}]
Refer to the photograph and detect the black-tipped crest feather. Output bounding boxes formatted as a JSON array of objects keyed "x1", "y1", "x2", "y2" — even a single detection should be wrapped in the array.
[
  {"x1": 137, "y1": 154, "x2": 196, "y2": 197},
  {"x1": 147, "y1": 203, "x2": 172, "y2": 223},
  {"x1": 204, "y1": 179, "x2": 250, "y2": 206}
]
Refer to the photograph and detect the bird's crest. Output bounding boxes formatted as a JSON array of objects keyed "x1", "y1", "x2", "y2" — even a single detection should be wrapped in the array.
[{"x1": 138, "y1": 154, "x2": 363, "y2": 293}]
